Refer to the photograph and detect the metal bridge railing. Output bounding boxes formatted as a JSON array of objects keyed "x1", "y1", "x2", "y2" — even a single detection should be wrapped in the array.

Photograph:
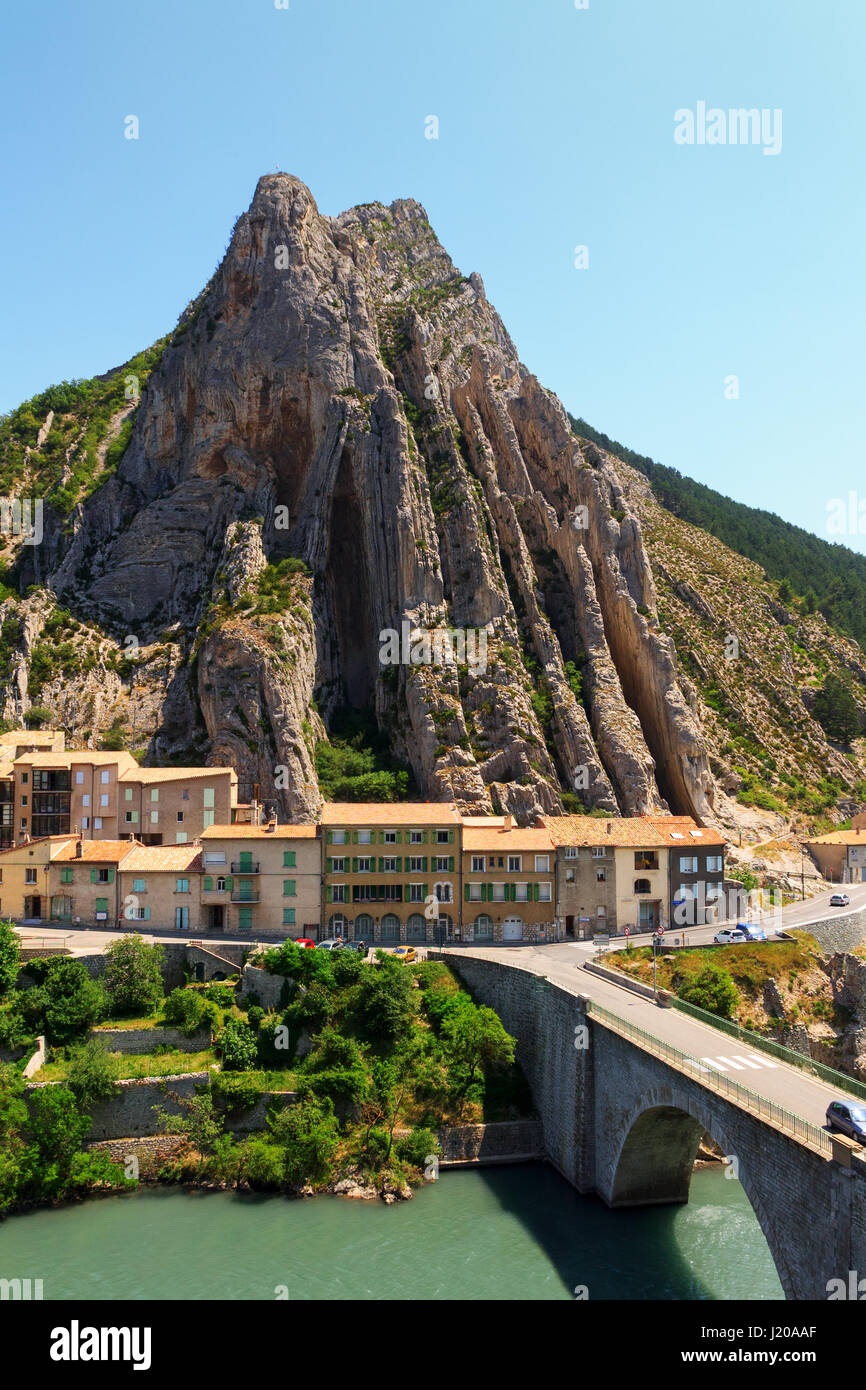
[{"x1": 585, "y1": 999, "x2": 833, "y2": 1158}]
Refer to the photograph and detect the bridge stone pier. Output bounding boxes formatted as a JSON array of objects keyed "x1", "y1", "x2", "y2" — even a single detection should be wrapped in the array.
[{"x1": 442, "y1": 951, "x2": 866, "y2": 1301}]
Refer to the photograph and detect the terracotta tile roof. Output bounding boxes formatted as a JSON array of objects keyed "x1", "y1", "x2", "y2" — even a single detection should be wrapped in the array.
[
  {"x1": 200, "y1": 823, "x2": 318, "y2": 839},
  {"x1": 320, "y1": 802, "x2": 460, "y2": 826},
  {"x1": 12, "y1": 751, "x2": 138, "y2": 769},
  {"x1": 119, "y1": 845, "x2": 203, "y2": 872},
  {"x1": 462, "y1": 826, "x2": 555, "y2": 853},
  {"x1": 806, "y1": 829, "x2": 866, "y2": 845},
  {"x1": 123, "y1": 765, "x2": 236, "y2": 783},
  {"x1": 542, "y1": 816, "x2": 668, "y2": 847},
  {"x1": 51, "y1": 839, "x2": 139, "y2": 863},
  {"x1": 644, "y1": 815, "x2": 726, "y2": 848}
]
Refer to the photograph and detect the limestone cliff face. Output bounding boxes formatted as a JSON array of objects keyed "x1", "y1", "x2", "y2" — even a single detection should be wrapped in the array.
[{"x1": 2, "y1": 174, "x2": 751, "y2": 823}]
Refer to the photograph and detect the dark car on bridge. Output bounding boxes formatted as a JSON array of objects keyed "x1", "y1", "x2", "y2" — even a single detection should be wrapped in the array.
[
  {"x1": 826, "y1": 1100, "x2": 866, "y2": 1143},
  {"x1": 736, "y1": 923, "x2": 767, "y2": 942}
]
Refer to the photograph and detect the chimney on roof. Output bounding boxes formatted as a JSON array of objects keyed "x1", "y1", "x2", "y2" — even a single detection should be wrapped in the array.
[
  {"x1": 503, "y1": 813, "x2": 513, "y2": 832},
  {"x1": 75, "y1": 838, "x2": 83, "y2": 858},
  {"x1": 606, "y1": 821, "x2": 612, "y2": 835},
  {"x1": 266, "y1": 819, "x2": 277, "y2": 834}
]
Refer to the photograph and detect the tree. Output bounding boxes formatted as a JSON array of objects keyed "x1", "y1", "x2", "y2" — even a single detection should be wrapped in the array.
[
  {"x1": 813, "y1": 674, "x2": 861, "y2": 746},
  {"x1": 154, "y1": 1090, "x2": 226, "y2": 1155},
  {"x1": 25, "y1": 1086, "x2": 92, "y2": 1195},
  {"x1": 162, "y1": 987, "x2": 216, "y2": 1036},
  {"x1": 777, "y1": 578, "x2": 793, "y2": 605},
  {"x1": 20, "y1": 957, "x2": 105, "y2": 1045},
  {"x1": 359, "y1": 1039, "x2": 421, "y2": 1164},
  {"x1": 351, "y1": 954, "x2": 416, "y2": 1046},
  {"x1": 679, "y1": 963, "x2": 739, "y2": 1019},
  {"x1": 441, "y1": 1000, "x2": 516, "y2": 1099},
  {"x1": 303, "y1": 1027, "x2": 368, "y2": 1105},
  {"x1": 101, "y1": 934, "x2": 165, "y2": 1017},
  {"x1": 66, "y1": 1039, "x2": 118, "y2": 1105},
  {"x1": 0, "y1": 1063, "x2": 30, "y2": 1213},
  {"x1": 0, "y1": 919, "x2": 20, "y2": 997},
  {"x1": 268, "y1": 1095, "x2": 339, "y2": 1186}
]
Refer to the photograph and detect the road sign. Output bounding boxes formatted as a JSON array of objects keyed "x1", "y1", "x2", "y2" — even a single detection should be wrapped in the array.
[
  {"x1": 624, "y1": 927, "x2": 630, "y2": 937},
  {"x1": 656, "y1": 925, "x2": 665, "y2": 935}
]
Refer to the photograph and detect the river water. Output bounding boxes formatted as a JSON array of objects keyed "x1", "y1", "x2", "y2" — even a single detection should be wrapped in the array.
[{"x1": 0, "y1": 1164, "x2": 783, "y2": 1300}]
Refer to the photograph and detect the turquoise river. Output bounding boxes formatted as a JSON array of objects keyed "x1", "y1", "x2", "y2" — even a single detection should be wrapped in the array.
[{"x1": 0, "y1": 1164, "x2": 783, "y2": 1300}]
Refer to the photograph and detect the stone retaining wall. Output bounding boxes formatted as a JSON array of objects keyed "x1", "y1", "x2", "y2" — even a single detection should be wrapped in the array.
[
  {"x1": 437, "y1": 1120, "x2": 543, "y2": 1166},
  {"x1": 89, "y1": 1025, "x2": 212, "y2": 1054},
  {"x1": 240, "y1": 964, "x2": 285, "y2": 1009}
]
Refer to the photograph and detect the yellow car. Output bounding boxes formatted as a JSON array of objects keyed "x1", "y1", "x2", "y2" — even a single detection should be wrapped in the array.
[{"x1": 387, "y1": 945, "x2": 416, "y2": 963}]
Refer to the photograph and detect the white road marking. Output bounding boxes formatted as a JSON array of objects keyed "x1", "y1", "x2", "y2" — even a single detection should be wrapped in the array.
[
  {"x1": 716, "y1": 1056, "x2": 747, "y2": 1070},
  {"x1": 701, "y1": 1053, "x2": 778, "y2": 1073},
  {"x1": 731, "y1": 1055, "x2": 765, "y2": 1070},
  {"x1": 702, "y1": 1058, "x2": 730, "y2": 1072}
]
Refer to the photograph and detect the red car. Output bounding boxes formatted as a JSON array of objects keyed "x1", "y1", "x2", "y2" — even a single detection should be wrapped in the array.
[{"x1": 293, "y1": 938, "x2": 316, "y2": 949}]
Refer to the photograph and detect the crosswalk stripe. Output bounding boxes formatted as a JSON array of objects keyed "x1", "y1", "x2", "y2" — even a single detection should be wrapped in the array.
[
  {"x1": 745, "y1": 1053, "x2": 777, "y2": 1068},
  {"x1": 716, "y1": 1056, "x2": 747, "y2": 1070},
  {"x1": 702, "y1": 1057, "x2": 729, "y2": 1072},
  {"x1": 731, "y1": 1055, "x2": 765, "y2": 1069}
]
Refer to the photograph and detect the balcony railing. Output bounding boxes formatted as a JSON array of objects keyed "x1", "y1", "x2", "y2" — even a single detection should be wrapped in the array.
[
  {"x1": 231, "y1": 862, "x2": 260, "y2": 874},
  {"x1": 231, "y1": 890, "x2": 260, "y2": 904}
]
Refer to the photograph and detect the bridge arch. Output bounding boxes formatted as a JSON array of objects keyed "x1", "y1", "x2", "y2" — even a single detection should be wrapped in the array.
[{"x1": 607, "y1": 1087, "x2": 796, "y2": 1298}]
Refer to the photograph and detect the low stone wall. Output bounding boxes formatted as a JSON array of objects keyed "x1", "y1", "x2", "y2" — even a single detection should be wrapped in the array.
[
  {"x1": 240, "y1": 964, "x2": 285, "y2": 1009},
  {"x1": 437, "y1": 1120, "x2": 543, "y2": 1166},
  {"x1": 582, "y1": 959, "x2": 656, "y2": 1000},
  {"x1": 89, "y1": 1025, "x2": 212, "y2": 1054},
  {"x1": 86, "y1": 1134, "x2": 186, "y2": 1173},
  {"x1": 26, "y1": 1071, "x2": 211, "y2": 1141}
]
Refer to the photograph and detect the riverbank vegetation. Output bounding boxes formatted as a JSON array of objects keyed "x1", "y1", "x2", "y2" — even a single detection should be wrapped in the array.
[{"x1": 0, "y1": 925, "x2": 532, "y2": 1214}]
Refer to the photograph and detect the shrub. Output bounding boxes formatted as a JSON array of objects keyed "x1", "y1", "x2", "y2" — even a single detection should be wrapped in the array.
[
  {"x1": 21, "y1": 958, "x2": 105, "y2": 1046},
  {"x1": 0, "y1": 920, "x2": 19, "y2": 997},
  {"x1": 679, "y1": 963, "x2": 739, "y2": 1019},
  {"x1": 268, "y1": 1095, "x2": 339, "y2": 1185},
  {"x1": 395, "y1": 1127, "x2": 440, "y2": 1172},
  {"x1": 218, "y1": 1018, "x2": 259, "y2": 1072},
  {"x1": 203, "y1": 982, "x2": 237, "y2": 1008},
  {"x1": 66, "y1": 1039, "x2": 118, "y2": 1104},
  {"x1": 162, "y1": 987, "x2": 213, "y2": 1036},
  {"x1": 243, "y1": 1136, "x2": 285, "y2": 1188}
]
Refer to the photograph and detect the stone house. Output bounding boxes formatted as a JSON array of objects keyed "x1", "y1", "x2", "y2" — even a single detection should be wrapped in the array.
[{"x1": 199, "y1": 824, "x2": 320, "y2": 938}]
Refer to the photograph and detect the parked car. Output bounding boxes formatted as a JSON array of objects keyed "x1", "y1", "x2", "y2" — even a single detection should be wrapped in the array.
[
  {"x1": 316, "y1": 938, "x2": 345, "y2": 951},
  {"x1": 830, "y1": 893, "x2": 850, "y2": 907},
  {"x1": 293, "y1": 938, "x2": 316, "y2": 949},
  {"x1": 714, "y1": 928, "x2": 746, "y2": 945},
  {"x1": 826, "y1": 1100, "x2": 866, "y2": 1143},
  {"x1": 736, "y1": 923, "x2": 767, "y2": 942},
  {"x1": 386, "y1": 945, "x2": 416, "y2": 963}
]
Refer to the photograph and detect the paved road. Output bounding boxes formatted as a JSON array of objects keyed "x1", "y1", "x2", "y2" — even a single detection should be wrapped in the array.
[{"x1": 453, "y1": 940, "x2": 860, "y2": 1133}]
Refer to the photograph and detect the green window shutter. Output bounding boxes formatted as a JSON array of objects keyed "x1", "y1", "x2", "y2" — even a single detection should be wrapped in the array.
[
  {"x1": 394, "y1": 831, "x2": 402, "y2": 844},
  {"x1": 203, "y1": 876, "x2": 213, "y2": 891},
  {"x1": 396, "y1": 857, "x2": 402, "y2": 872},
  {"x1": 143, "y1": 907, "x2": 151, "y2": 921},
  {"x1": 327, "y1": 831, "x2": 333, "y2": 844},
  {"x1": 240, "y1": 852, "x2": 252, "y2": 868},
  {"x1": 352, "y1": 857, "x2": 358, "y2": 873},
  {"x1": 61, "y1": 867, "x2": 73, "y2": 884},
  {"x1": 379, "y1": 830, "x2": 385, "y2": 844},
  {"x1": 326, "y1": 858, "x2": 332, "y2": 873},
  {"x1": 238, "y1": 907, "x2": 252, "y2": 929},
  {"x1": 283, "y1": 880, "x2": 295, "y2": 896},
  {"x1": 90, "y1": 868, "x2": 97, "y2": 884},
  {"x1": 511, "y1": 884, "x2": 518, "y2": 901},
  {"x1": 95, "y1": 897, "x2": 108, "y2": 913},
  {"x1": 225, "y1": 876, "x2": 234, "y2": 890},
  {"x1": 377, "y1": 857, "x2": 383, "y2": 872},
  {"x1": 352, "y1": 830, "x2": 359, "y2": 844},
  {"x1": 533, "y1": 882, "x2": 540, "y2": 902},
  {"x1": 464, "y1": 883, "x2": 471, "y2": 901},
  {"x1": 421, "y1": 857, "x2": 428, "y2": 872},
  {"x1": 107, "y1": 869, "x2": 115, "y2": 884},
  {"x1": 326, "y1": 886, "x2": 332, "y2": 903},
  {"x1": 448, "y1": 856, "x2": 454, "y2": 872},
  {"x1": 283, "y1": 850, "x2": 296, "y2": 868},
  {"x1": 283, "y1": 908, "x2": 295, "y2": 926},
  {"x1": 422, "y1": 883, "x2": 428, "y2": 898},
  {"x1": 421, "y1": 831, "x2": 428, "y2": 843},
  {"x1": 448, "y1": 829, "x2": 455, "y2": 843}
]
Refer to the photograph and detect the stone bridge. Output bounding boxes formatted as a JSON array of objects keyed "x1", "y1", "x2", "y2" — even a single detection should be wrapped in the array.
[{"x1": 443, "y1": 951, "x2": 866, "y2": 1300}]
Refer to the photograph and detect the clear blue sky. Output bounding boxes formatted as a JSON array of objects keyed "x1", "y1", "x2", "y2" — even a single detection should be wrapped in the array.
[{"x1": 2, "y1": 0, "x2": 864, "y2": 548}]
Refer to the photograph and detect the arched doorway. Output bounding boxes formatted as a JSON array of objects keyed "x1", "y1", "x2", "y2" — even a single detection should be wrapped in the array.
[
  {"x1": 353, "y1": 913, "x2": 373, "y2": 943},
  {"x1": 473, "y1": 914, "x2": 494, "y2": 942},
  {"x1": 407, "y1": 913, "x2": 426, "y2": 941},
  {"x1": 328, "y1": 913, "x2": 347, "y2": 940},
  {"x1": 380, "y1": 913, "x2": 401, "y2": 941}
]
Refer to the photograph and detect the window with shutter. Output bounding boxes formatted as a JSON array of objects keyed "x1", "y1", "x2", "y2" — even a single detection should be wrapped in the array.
[
  {"x1": 203, "y1": 876, "x2": 213, "y2": 891},
  {"x1": 283, "y1": 851, "x2": 296, "y2": 868},
  {"x1": 283, "y1": 880, "x2": 296, "y2": 896}
]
